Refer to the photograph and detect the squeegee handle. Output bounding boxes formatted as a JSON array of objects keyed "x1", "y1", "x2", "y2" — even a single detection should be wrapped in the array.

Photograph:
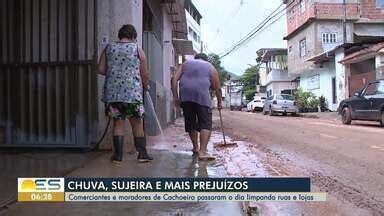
[{"x1": 219, "y1": 109, "x2": 227, "y2": 145}]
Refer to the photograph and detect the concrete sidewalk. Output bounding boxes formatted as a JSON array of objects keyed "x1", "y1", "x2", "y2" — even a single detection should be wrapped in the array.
[
  {"x1": 0, "y1": 151, "x2": 103, "y2": 209},
  {"x1": 1, "y1": 124, "x2": 243, "y2": 216}
]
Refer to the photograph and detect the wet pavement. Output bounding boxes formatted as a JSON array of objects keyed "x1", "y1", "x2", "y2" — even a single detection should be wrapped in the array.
[
  {"x1": 0, "y1": 150, "x2": 102, "y2": 209},
  {"x1": 3, "y1": 109, "x2": 382, "y2": 215},
  {"x1": 1, "y1": 121, "x2": 243, "y2": 216}
]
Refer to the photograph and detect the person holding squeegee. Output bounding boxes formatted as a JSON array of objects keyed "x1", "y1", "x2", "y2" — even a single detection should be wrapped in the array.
[{"x1": 172, "y1": 53, "x2": 222, "y2": 160}]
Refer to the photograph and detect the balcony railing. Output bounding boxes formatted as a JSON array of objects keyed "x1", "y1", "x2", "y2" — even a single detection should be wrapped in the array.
[{"x1": 266, "y1": 68, "x2": 291, "y2": 83}]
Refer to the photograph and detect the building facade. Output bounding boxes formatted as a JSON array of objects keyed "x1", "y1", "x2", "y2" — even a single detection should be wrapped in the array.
[
  {"x1": 185, "y1": 0, "x2": 203, "y2": 59},
  {"x1": 256, "y1": 48, "x2": 297, "y2": 97},
  {"x1": 0, "y1": 0, "x2": 193, "y2": 149},
  {"x1": 283, "y1": 0, "x2": 384, "y2": 111},
  {"x1": 219, "y1": 79, "x2": 244, "y2": 109}
]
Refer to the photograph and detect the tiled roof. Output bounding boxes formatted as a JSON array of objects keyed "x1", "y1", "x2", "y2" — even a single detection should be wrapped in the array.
[{"x1": 339, "y1": 42, "x2": 384, "y2": 64}]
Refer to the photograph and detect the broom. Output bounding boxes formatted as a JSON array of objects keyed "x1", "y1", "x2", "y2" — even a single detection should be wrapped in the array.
[{"x1": 215, "y1": 109, "x2": 237, "y2": 148}]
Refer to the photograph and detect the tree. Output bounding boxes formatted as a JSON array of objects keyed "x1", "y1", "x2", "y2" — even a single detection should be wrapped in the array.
[
  {"x1": 208, "y1": 53, "x2": 229, "y2": 85},
  {"x1": 240, "y1": 65, "x2": 260, "y2": 101}
]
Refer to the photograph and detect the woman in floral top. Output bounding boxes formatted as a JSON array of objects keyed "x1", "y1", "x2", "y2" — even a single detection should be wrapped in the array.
[{"x1": 98, "y1": 24, "x2": 152, "y2": 163}]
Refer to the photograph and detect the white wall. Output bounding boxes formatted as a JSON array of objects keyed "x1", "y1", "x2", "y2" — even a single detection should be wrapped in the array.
[
  {"x1": 335, "y1": 48, "x2": 351, "y2": 105},
  {"x1": 98, "y1": 0, "x2": 143, "y2": 48},
  {"x1": 96, "y1": 0, "x2": 143, "y2": 150},
  {"x1": 162, "y1": 6, "x2": 176, "y2": 123},
  {"x1": 267, "y1": 69, "x2": 291, "y2": 83},
  {"x1": 259, "y1": 67, "x2": 268, "y2": 86},
  {"x1": 186, "y1": 9, "x2": 201, "y2": 53},
  {"x1": 376, "y1": 52, "x2": 384, "y2": 79},
  {"x1": 265, "y1": 64, "x2": 295, "y2": 97},
  {"x1": 267, "y1": 82, "x2": 296, "y2": 96},
  {"x1": 299, "y1": 62, "x2": 337, "y2": 111}
]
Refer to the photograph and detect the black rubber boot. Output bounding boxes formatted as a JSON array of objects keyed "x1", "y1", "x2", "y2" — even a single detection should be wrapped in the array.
[
  {"x1": 111, "y1": 136, "x2": 123, "y2": 164},
  {"x1": 134, "y1": 137, "x2": 153, "y2": 163}
]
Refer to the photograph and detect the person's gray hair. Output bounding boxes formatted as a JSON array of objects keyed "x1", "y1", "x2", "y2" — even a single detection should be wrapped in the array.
[{"x1": 194, "y1": 53, "x2": 208, "y2": 61}]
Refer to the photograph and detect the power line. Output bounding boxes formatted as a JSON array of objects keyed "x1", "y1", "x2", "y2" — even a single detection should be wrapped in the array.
[
  {"x1": 218, "y1": 3, "x2": 284, "y2": 54},
  {"x1": 250, "y1": 11, "x2": 287, "y2": 39},
  {"x1": 218, "y1": 1, "x2": 297, "y2": 59},
  {"x1": 209, "y1": 0, "x2": 246, "y2": 49},
  {"x1": 222, "y1": 9, "x2": 287, "y2": 58},
  {"x1": 220, "y1": 6, "x2": 280, "y2": 57},
  {"x1": 219, "y1": 3, "x2": 285, "y2": 58}
]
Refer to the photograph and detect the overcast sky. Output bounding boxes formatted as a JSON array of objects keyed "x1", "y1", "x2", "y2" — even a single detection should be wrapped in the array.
[{"x1": 192, "y1": 0, "x2": 287, "y2": 75}]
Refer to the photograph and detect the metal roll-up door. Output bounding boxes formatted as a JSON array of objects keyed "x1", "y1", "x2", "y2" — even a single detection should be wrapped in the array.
[{"x1": 0, "y1": 0, "x2": 98, "y2": 148}]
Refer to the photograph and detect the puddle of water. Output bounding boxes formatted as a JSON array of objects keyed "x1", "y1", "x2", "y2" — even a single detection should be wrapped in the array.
[{"x1": 149, "y1": 120, "x2": 270, "y2": 178}]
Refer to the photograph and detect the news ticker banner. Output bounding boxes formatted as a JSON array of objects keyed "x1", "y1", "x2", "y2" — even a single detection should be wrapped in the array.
[{"x1": 18, "y1": 177, "x2": 326, "y2": 202}]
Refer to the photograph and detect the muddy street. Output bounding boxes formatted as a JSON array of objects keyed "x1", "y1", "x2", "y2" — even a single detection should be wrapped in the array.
[{"x1": 211, "y1": 110, "x2": 384, "y2": 215}]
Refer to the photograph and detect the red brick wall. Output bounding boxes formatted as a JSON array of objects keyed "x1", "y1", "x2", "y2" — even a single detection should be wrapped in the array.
[
  {"x1": 286, "y1": 0, "x2": 360, "y2": 36},
  {"x1": 315, "y1": 3, "x2": 359, "y2": 19},
  {"x1": 287, "y1": 0, "x2": 316, "y2": 35},
  {"x1": 360, "y1": 0, "x2": 384, "y2": 20}
]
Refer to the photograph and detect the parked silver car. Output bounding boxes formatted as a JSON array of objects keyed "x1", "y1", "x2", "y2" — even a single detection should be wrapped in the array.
[{"x1": 263, "y1": 94, "x2": 298, "y2": 116}]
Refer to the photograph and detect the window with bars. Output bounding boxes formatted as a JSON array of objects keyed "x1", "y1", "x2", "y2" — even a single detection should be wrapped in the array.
[
  {"x1": 188, "y1": 27, "x2": 193, "y2": 36},
  {"x1": 322, "y1": 33, "x2": 337, "y2": 44},
  {"x1": 300, "y1": 0, "x2": 306, "y2": 14},
  {"x1": 193, "y1": 31, "x2": 198, "y2": 41},
  {"x1": 288, "y1": 8, "x2": 295, "y2": 20},
  {"x1": 299, "y1": 38, "x2": 306, "y2": 58}
]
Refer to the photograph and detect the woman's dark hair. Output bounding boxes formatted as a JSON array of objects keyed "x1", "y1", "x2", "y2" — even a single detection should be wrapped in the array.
[
  {"x1": 118, "y1": 24, "x2": 137, "y2": 40},
  {"x1": 194, "y1": 53, "x2": 208, "y2": 61}
]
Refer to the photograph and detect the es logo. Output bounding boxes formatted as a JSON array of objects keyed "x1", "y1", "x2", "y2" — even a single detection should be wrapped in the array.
[{"x1": 18, "y1": 178, "x2": 64, "y2": 192}]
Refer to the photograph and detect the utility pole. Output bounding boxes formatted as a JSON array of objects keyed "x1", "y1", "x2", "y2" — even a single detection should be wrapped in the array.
[
  {"x1": 343, "y1": 0, "x2": 347, "y2": 43},
  {"x1": 229, "y1": 82, "x2": 232, "y2": 110}
]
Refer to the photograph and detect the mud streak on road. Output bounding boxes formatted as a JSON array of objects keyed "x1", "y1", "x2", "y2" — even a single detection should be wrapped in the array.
[{"x1": 213, "y1": 110, "x2": 384, "y2": 216}]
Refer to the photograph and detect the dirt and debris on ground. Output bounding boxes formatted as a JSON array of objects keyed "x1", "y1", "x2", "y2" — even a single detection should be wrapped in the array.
[
  {"x1": 209, "y1": 110, "x2": 384, "y2": 216},
  {"x1": 2, "y1": 109, "x2": 383, "y2": 215},
  {"x1": 151, "y1": 110, "x2": 384, "y2": 215}
]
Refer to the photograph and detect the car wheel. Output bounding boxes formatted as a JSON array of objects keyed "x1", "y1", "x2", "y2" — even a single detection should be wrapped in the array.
[
  {"x1": 262, "y1": 108, "x2": 267, "y2": 115},
  {"x1": 269, "y1": 107, "x2": 274, "y2": 116},
  {"x1": 341, "y1": 107, "x2": 352, "y2": 125},
  {"x1": 291, "y1": 112, "x2": 297, "y2": 117}
]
